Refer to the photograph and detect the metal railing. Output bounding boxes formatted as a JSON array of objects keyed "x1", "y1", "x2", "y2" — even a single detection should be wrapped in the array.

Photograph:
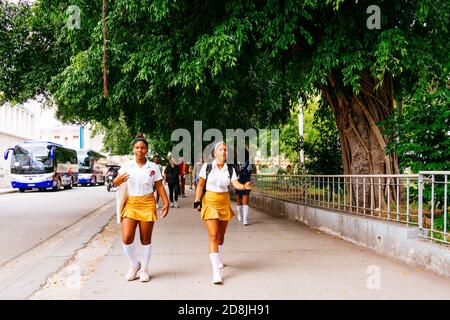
[{"x1": 252, "y1": 171, "x2": 450, "y2": 244}]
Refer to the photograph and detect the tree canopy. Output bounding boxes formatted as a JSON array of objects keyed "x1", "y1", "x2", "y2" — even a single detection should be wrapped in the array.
[{"x1": 1, "y1": 0, "x2": 448, "y2": 171}]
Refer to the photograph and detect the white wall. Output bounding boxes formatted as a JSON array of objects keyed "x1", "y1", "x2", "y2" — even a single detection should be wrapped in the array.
[{"x1": 0, "y1": 101, "x2": 105, "y2": 174}]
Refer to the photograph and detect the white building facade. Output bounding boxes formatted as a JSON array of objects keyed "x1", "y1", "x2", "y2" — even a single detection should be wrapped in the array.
[
  {"x1": 0, "y1": 102, "x2": 40, "y2": 174},
  {"x1": 0, "y1": 101, "x2": 104, "y2": 176}
]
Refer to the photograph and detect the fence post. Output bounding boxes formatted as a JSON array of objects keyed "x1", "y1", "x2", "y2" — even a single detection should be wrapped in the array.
[{"x1": 418, "y1": 173, "x2": 424, "y2": 231}]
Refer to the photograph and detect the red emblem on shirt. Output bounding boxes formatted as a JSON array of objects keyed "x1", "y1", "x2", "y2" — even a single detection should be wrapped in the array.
[{"x1": 149, "y1": 170, "x2": 155, "y2": 176}]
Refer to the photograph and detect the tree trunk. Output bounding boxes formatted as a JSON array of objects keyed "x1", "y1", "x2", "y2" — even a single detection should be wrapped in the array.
[{"x1": 318, "y1": 71, "x2": 399, "y2": 215}]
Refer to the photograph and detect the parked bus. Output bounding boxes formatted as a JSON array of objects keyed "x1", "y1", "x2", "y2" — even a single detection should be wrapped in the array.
[
  {"x1": 76, "y1": 149, "x2": 107, "y2": 186},
  {"x1": 3, "y1": 141, "x2": 79, "y2": 192}
]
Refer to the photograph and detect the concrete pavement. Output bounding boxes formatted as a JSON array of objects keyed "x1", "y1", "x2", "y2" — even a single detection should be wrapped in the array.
[{"x1": 30, "y1": 188, "x2": 450, "y2": 300}]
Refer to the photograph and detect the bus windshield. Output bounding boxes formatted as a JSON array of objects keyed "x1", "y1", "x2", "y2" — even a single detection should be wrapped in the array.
[
  {"x1": 10, "y1": 144, "x2": 53, "y2": 174},
  {"x1": 77, "y1": 151, "x2": 93, "y2": 173}
]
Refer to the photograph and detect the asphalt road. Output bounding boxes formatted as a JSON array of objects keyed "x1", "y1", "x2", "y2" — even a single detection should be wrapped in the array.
[
  {"x1": 0, "y1": 185, "x2": 115, "y2": 266},
  {"x1": 0, "y1": 185, "x2": 116, "y2": 298}
]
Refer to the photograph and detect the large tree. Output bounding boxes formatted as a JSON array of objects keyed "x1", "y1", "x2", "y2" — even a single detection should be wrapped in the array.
[{"x1": 1, "y1": 0, "x2": 448, "y2": 172}]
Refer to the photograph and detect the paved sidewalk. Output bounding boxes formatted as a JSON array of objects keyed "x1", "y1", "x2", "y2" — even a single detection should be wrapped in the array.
[{"x1": 31, "y1": 189, "x2": 450, "y2": 300}]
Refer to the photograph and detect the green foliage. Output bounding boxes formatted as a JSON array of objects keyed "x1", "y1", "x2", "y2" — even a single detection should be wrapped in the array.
[
  {"x1": 303, "y1": 99, "x2": 342, "y2": 175},
  {"x1": 0, "y1": 0, "x2": 70, "y2": 103},
  {"x1": 1, "y1": 0, "x2": 448, "y2": 166},
  {"x1": 280, "y1": 96, "x2": 342, "y2": 174},
  {"x1": 91, "y1": 114, "x2": 133, "y2": 155},
  {"x1": 385, "y1": 86, "x2": 450, "y2": 173}
]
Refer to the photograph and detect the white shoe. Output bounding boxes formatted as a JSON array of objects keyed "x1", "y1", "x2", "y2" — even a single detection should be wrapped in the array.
[
  {"x1": 237, "y1": 214, "x2": 242, "y2": 222},
  {"x1": 170, "y1": 202, "x2": 174, "y2": 208},
  {"x1": 213, "y1": 272, "x2": 223, "y2": 284},
  {"x1": 139, "y1": 268, "x2": 150, "y2": 282},
  {"x1": 243, "y1": 219, "x2": 249, "y2": 226},
  {"x1": 126, "y1": 262, "x2": 141, "y2": 281},
  {"x1": 218, "y1": 260, "x2": 224, "y2": 269},
  {"x1": 174, "y1": 201, "x2": 179, "y2": 208}
]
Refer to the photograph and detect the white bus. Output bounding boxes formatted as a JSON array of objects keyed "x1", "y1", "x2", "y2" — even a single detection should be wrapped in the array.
[
  {"x1": 76, "y1": 149, "x2": 107, "y2": 186},
  {"x1": 4, "y1": 141, "x2": 79, "y2": 192}
]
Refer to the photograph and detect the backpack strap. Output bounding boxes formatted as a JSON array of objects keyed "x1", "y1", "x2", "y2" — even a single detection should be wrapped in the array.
[
  {"x1": 201, "y1": 163, "x2": 234, "y2": 199},
  {"x1": 243, "y1": 160, "x2": 250, "y2": 171},
  {"x1": 201, "y1": 163, "x2": 213, "y2": 199},
  {"x1": 227, "y1": 163, "x2": 234, "y2": 180},
  {"x1": 205, "y1": 163, "x2": 213, "y2": 180}
]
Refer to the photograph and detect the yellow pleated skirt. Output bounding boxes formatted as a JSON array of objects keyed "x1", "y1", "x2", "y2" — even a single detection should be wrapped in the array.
[
  {"x1": 121, "y1": 193, "x2": 157, "y2": 222},
  {"x1": 201, "y1": 191, "x2": 235, "y2": 221}
]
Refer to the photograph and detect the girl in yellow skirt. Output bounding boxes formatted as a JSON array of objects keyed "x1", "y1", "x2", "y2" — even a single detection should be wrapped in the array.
[
  {"x1": 194, "y1": 142, "x2": 252, "y2": 284},
  {"x1": 113, "y1": 135, "x2": 170, "y2": 282}
]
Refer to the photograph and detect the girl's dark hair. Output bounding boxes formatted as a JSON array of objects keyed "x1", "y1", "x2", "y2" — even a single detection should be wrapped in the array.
[{"x1": 132, "y1": 134, "x2": 148, "y2": 148}]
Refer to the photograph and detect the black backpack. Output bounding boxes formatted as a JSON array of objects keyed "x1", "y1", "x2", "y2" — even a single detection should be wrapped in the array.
[
  {"x1": 237, "y1": 161, "x2": 251, "y2": 182},
  {"x1": 200, "y1": 163, "x2": 236, "y2": 202}
]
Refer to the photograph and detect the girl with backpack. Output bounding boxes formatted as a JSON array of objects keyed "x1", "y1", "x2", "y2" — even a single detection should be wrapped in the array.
[
  {"x1": 234, "y1": 147, "x2": 257, "y2": 225},
  {"x1": 193, "y1": 142, "x2": 252, "y2": 284}
]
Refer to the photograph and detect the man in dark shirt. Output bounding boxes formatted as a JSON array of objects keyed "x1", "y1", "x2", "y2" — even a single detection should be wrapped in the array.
[{"x1": 164, "y1": 158, "x2": 181, "y2": 208}]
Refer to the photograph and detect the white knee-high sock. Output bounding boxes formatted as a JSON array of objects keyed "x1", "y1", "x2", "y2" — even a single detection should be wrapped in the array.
[
  {"x1": 209, "y1": 253, "x2": 221, "y2": 273},
  {"x1": 141, "y1": 244, "x2": 153, "y2": 270},
  {"x1": 217, "y1": 245, "x2": 224, "y2": 268},
  {"x1": 122, "y1": 242, "x2": 139, "y2": 267},
  {"x1": 243, "y1": 205, "x2": 249, "y2": 222},
  {"x1": 209, "y1": 252, "x2": 223, "y2": 283},
  {"x1": 236, "y1": 205, "x2": 242, "y2": 217}
]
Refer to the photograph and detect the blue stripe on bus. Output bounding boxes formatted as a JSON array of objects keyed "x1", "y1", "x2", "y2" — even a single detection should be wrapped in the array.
[
  {"x1": 78, "y1": 177, "x2": 93, "y2": 184},
  {"x1": 11, "y1": 181, "x2": 54, "y2": 189}
]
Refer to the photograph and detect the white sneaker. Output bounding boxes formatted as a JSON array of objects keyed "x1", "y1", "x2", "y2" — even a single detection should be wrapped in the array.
[
  {"x1": 170, "y1": 202, "x2": 174, "y2": 208},
  {"x1": 139, "y1": 268, "x2": 150, "y2": 282},
  {"x1": 126, "y1": 262, "x2": 141, "y2": 281},
  {"x1": 212, "y1": 271, "x2": 223, "y2": 284},
  {"x1": 174, "y1": 201, "x2": 179, "y2": 208},
  {"x1": 237, "y1": 214, "x2": 242, "y2": 222},
  {"x1": 243, "y1": 219, "x2": 249, "y2": 226}
]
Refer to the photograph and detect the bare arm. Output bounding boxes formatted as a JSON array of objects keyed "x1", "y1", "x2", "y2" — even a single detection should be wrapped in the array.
[
  {"x1": 231, "y1": 179, "x2": 252, "y2": 190},
  {"x1": 113, "y1": 172, "x2": 129, "y2": 186},
  {"x1": 194, "y1": 178, "x2": 206, "y2": 211},
  {"x1": 195, "y1": 178, "x2": 205, "y2": 202},
  {"x1": 154, "y1": 180, "x2": 169, "y2": 217}
]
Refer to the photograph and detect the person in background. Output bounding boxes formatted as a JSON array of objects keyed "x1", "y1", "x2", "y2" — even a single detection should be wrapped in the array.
[
  {"x1": 234, "y1": 147, "x2": 257, "y2": 226},
  {"x1": 164, "y1": 157, "x2": 181, "y2": 208},
  {"x1": 178, "y1": 157, "x2": 187, "y2": 197},
  {"x1": 113, "y1": 135, "x2": 170, "y2": 282},
  {"x1": 188, "y1": 163, "x2": 194, "y2": 190}
]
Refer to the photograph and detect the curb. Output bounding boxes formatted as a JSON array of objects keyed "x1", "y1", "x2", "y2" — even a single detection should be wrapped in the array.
[{"x1": 0, "y1": 189, "x2": 18, "y2": 195}]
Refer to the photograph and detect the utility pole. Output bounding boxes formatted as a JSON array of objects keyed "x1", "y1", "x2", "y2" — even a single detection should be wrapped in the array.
[
  {"x1": 80, "y1": 126, "x2": 84, "y2": 149},
  {"x1": 298, "y1": 97, "x2": 305, "y2": 168}
]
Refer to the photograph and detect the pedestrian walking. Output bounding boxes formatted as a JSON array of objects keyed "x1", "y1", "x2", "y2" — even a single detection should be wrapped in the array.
[
  {"x1": 178, "y1": 157, "x2": 188, "y2": 197},
  {"x1": 188, "y1": 163, "x2": 194, "y2": 190},
  {"x1": 234, "y1": 147, "x2": 257, "y2": 226},
  {"x1": 164, "y1": 157, "x2": 181, "y2": 208},
  {"x1": 194, "y1": 142, "x2": 252, "y2": 284},
  {"x1": 113, "y1": 135, "x2": 170, "y2": 282}
]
